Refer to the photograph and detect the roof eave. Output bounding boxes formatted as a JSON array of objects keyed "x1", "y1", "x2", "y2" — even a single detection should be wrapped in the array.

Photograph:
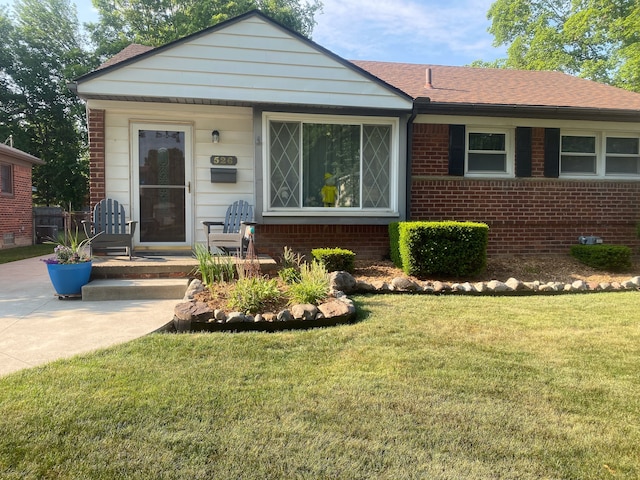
[
  {"x1": 0, "y1": 144, "x2": 45, "y2": 165},
  {"x1": 415, "y1": 102, "x2": 640, "y2": 122}
]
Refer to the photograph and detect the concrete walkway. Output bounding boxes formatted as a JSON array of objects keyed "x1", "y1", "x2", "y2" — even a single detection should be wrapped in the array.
[{"x1": 0, "y1": 255, "x2": 176, "y2": 377}]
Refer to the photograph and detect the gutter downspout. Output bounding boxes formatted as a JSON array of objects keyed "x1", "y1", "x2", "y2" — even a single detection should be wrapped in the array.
[{"x1": 406, "y1": 97, "x2": 429, "y2": 222}]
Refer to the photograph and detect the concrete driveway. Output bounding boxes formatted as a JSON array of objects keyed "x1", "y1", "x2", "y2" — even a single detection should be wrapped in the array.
[{"x1": 0, "y1": 255, "x2": 176, "y2": 377}]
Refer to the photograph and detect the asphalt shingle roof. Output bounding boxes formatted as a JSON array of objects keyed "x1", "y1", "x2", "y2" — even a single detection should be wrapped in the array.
[{"x1": 352, "y1": 61, "x2": 640, "y2": 111}]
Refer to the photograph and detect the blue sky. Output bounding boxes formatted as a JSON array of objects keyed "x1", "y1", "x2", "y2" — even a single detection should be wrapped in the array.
[{"x1": 73, "y1": 0, "x2": 506, "y2": 66}]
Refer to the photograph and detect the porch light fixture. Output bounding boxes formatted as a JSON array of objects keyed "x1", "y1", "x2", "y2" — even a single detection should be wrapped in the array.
[{"x1": 212, "y1": 130, "x2": 220, "y2": 143}]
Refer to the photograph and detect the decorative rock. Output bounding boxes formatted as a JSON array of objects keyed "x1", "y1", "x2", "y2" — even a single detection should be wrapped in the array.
[
  {"x1": 571, "y1": 280, "x2": 588, "y2": 291},
  {"x1": 262, "y1": 312, "x2": 277, "y2": 322},
  {"x1": 563, "y1": 283, "x2": 572, "y2": 292},
  {"x1": 487, "y1": 280, "x2": 510, "y2": 292},
  {"x1": 461, "y1": 282, "x2": 476, "y2": 293},
  {"x1": 277, "y1": 309, "x2": 294, "y2": 322},
  {"x1": 355, "y1": 280, "x2": 376, "y2": 292},
  {"x1": 317, "y1": 299, "x2": 353, "y2": 322},
  {"x1": 254, "y1": 314, "x2": 263, "y2": 323},
  {"x1": 432, "y1": 281, "x2": 450, "y2": 293},
  {"x1": 226, "y1": 312, "x2": 246, "y2": 323},
  {"x1": 371, "y1": 281, "x2": 391, "y2": 292},
  {"x1": 505, "y1": 277, "x2": 525, "y2": 291},
  {"x1": 392, "y1": 277, "x2": 421, "y2": 291},
  {"x1": 174, "y1": 301, "x2": 213, "y2": 322},
  {"x1": 611, "y1": 282, "x2": 622, "y2": 290},
  {"x1": 214, "y1": 309, "x2": 227, "y2": 322},
  {"x1": 538, "y1": 284, "x2": 553, "y2": 292},
  {"x1": 630, "y1": 276, "x2": 640, "y2": 287},
  {"x1": 599, "y1": 282, "x2": 612, "y2": 291},
  {"x1": 474, "y1": 282, "x2": 487, "y2": 293},
  {"x1": 183, "y1": 279, "x2": 205, "y2": 300},
  {"x1": 622, "y1": 280, "x2": 638, "y2": 290},
  {"x1": 291, "y1": 303, "x2": 318, "y2": 321},
  {"x1": 422, "y1": 284, "x2": 435, "y2": 294},
  {"x1": 546, "y1": 282, "x2": 564, "y2": 292},
  {"x1": 329, "y1": 271, "x2": 357, "y2": 294}
]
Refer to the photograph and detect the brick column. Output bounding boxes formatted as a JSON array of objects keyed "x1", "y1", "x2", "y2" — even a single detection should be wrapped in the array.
[{"x1": 88, "y1": 109, "x2": 105, "y2": 209}]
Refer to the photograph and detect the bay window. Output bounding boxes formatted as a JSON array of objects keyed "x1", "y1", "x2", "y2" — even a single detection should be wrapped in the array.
[{"x1": 266, "y1": 114, "x2": 395, "y2": 212}]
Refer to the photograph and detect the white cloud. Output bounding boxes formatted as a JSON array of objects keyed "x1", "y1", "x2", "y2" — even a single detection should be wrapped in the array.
[{"x1": 313, "y1": 0, "x2": 505, "y2": 65}]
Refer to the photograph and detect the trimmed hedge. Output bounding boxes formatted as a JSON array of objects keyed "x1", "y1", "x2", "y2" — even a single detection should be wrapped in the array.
[
  {"x1": 397, "y1": 221, "x2": 489, "y2": 278},
  {"x1": 311, "y1": 247, "x2": 355, "y2": 273},
  {"x1": 570, "y1": 244, "x2": 632, "y2": 272},
  {"x1": 388, "y1": 222, "x2": 402, "y2": 268}
]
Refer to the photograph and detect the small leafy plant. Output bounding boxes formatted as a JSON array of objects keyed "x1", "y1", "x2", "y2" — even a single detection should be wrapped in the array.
[
  {"x1": 42, "y1": 228, "x2": 100, "y2": 264},
  {"x1": 228, "y1": 276, "x2": 282, "y2": 314},
  {"x1": 278, "y1": 246, "x2": 305, "y2": 284},
  {"x1": 192, "y1": 244, "x2": 235, "y2": 286},
  {"x1": 287, "y1": 260, "x2": 330, "y2": 305}
]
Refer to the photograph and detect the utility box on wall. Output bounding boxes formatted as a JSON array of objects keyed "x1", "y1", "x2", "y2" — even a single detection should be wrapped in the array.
[{"x1": 210, "y1": 167, "x2": 237, "y2": 183}]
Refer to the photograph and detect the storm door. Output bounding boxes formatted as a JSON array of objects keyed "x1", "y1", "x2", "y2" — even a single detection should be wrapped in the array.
[{"x1": 132, "y1": 124, "x2": 193, "y2": 247}]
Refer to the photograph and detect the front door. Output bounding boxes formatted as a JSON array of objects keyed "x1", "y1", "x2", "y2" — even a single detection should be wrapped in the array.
[{"x1": 132, "y1": 123, "x2": 193, "y2": 249}]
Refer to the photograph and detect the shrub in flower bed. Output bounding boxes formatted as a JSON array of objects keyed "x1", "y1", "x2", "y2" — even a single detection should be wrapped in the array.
[{"x1": 570, "y1": 244, "x2": 632, "y2": 272}]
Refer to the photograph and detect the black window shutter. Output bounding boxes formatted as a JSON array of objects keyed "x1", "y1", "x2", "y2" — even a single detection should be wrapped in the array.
[
  {"x1": 544, "y1": 128, "x2": 560, "y2": 178},
  {"x1": 515, "y1": 127, "x2": 532, "y2": 177},
  {"x1": 449, "y1": 124, "x2": 465, "y2": 176}
]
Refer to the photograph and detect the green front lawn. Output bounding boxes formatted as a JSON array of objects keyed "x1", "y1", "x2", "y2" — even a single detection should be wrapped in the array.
[
  {"x1": 1, "y1": 293, "x2": 639, "y2": 479},
  {"x1": 0, "y1": 244, "x2": 52, "y2": 264}
]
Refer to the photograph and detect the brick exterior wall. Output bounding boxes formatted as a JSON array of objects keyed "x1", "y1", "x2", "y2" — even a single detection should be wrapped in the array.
[
  {"x1": 411, "y1": 124, "x2": 640, "y2": 255},
  {"x1": 256, "y1": 224, "x2": 390, "y2": 260},
  {"x1": 0, "y1": 163, "x2": 35, "y2": 247},
  {"x1": 88, "y1": 109, "x2": 106, "y2": 209}
]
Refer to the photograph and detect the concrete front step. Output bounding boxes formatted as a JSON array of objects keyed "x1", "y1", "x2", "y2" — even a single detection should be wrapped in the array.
[{"x1": 82, "y1": 278, "x2": 190, "y2": 301}]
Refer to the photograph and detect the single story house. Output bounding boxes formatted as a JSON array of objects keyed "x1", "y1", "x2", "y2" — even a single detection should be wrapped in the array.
[
  {"x1": 0, "y1": 142, "x2": 44, "y2": 248},
  {"x1": 70, "y1": 10, "x2": 640, "y2": 259}
]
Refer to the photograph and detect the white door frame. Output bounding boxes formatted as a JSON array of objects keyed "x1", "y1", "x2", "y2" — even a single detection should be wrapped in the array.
[{"x1": 130, "y1": 121, "x2": 194, "y2": 248}]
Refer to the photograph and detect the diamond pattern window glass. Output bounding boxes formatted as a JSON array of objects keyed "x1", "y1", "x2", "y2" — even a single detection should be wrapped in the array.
[
  {"x1": 270, "y1": 122, "x2": 300, "y2": 208},
  {"x1": 363, "y1": 125, "x2": 391, "y2": 208},
  {"x1": 268, "y1": 118, "x2": 393, "y2": 210}
]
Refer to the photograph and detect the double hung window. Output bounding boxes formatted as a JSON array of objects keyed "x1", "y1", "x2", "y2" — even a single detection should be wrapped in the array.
[
  {"x1": 561, "y1": 135, "x2": 597, "y2": 175},
  {"x1": 0, "y1": 163, "x2": 12, "y2": 195},
  {"x1": 465, "y1": 129, "x2": 513, "y2": 176},
  {"x1": 266, "y1": 114, "x2": 396, "y2": 212},
  {"x1": 605, "y1": 137, "x2": 640, "y2": 175}
]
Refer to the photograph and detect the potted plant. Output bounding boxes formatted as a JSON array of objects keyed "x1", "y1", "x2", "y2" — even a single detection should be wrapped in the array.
[{"x1": 42, "y1": 229, "x2": 99, "y2": 296}]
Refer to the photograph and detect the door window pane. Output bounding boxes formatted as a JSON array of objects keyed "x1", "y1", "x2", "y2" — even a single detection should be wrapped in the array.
[
  {"x1": 270, "y1": 122, "x2": 300, "y2": 208},
  {"x1": 138, "y1": 130, "x2": 186, "y2": 243}
]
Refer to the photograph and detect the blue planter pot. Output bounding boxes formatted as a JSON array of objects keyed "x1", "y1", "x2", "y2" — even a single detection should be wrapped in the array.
[{"x1": 46, "y1": 261, "x2": 93, "y2": 296}]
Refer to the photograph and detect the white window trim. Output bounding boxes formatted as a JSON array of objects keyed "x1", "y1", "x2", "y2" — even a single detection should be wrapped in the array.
[
  {"x1": 464, "y1": 127, "x2": 514, "y2": 178},
  {"x1": 560, "y1": 131, "x2": 599, "y2": 178},
  {"x1": 603, "y1": 133, "x2": 640, "y2": 178},
  {"x1": 559, "y1": 130, "x2": 640, "y2": 179},
  {"x1": 262, "y1": 112, "x2": 399, "y2": 216}
]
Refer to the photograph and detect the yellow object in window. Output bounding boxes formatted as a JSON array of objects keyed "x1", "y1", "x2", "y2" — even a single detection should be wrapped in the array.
[{"x1": 321, "y1": 173, "x2": 337, "y2": 207}]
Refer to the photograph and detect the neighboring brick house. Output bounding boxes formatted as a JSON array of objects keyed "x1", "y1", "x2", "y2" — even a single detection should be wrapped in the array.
[
  {"x1": 0, "y1": 143, "x2": 44, "y2": 248},
  {"x1": 70, "y1": 10, "x2": 640, "y2": 259}
]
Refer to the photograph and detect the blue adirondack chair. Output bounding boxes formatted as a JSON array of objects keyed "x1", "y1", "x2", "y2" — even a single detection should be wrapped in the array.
[
  {"x1": 83, "y1": 198, "x2": 137, "y2": 260},
  {"x1": 203, "y1": 200, "x2": 254, "y2": 257}
]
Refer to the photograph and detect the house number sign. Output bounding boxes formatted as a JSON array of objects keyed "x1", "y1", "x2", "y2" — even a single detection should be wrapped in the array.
[{"x1": 210, "y1": 155, "x2": 237, "y2": 165}]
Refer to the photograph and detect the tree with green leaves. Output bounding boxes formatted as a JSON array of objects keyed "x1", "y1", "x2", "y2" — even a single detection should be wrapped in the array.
[
  {"x1": 483, "y1": 0, "x2": 640, "y2": 92},
  {"x1": 87, "y1": 0, "x2": 323, "y2": 59},
  {"x1": 0, "y1": 0, "x2": 95, "y2": 208}
]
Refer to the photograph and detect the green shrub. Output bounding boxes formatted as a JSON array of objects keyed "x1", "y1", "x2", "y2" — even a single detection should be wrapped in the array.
[
  {"x1": 570, "y1": 244, "x2": 632, "y2": 272},
  {"x1": 398, "y1": 221, "x2": 488, "y2": 278},
  {"x1": 287, "y1": 260, "x2": 330, "y2": 305},
  {"x1": 192, "y1": 244, "x2": 236, "y2": 286},
  {"x1": 388, "y1": 222, "x2": 401, "y2": 268},
  {"x1": 311, "y1": 247, "x2": 355, "y2": 273},
  {"x1": 227, "y1": 276, "x2": 282, "y2": 314}
]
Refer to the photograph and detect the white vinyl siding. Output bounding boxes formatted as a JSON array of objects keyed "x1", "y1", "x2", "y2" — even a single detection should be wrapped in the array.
[
  {"x1": 77, "y1": 17, "x2": 411, "y2": 110},
  {"x1": 89, "y1": 100, "x2": 254, "y2": 246}
]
